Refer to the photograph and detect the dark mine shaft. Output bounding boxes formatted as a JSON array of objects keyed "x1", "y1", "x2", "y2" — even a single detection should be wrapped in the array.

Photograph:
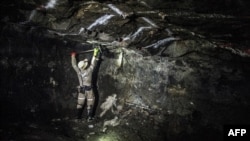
[{"x1": 1, "y1": 0, "x2": 250, "y2": 141}]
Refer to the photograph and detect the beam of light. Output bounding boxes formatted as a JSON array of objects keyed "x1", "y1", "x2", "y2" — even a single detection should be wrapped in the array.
[
  {"x1": 27, "y1": 0, "x2": 58, "y2": 22},
  {"x1": 87, "y1": 14, "x2": 115, "y2": 30},
  {"x1": 141, "y1": 17, "x2": 158, "y2": 28},
  {"x1": 143, "y1": 37, "x2": 179, "y2": 49},
  {"x1": 78, "y1": 27, "x2": 86, "y2": 34},
  {"x1": 44, "y1": 0, "x2": 58, "y2": 9},
  {"x1": 136, "y1": 11, "x2": 158, "y2": 14},
  {"x1": 130, "y1": 26, "x2": 152, "y2": 40},
  {"x1": 138, "y1": 0, "x2": 152, "y2": 8},
  {"x1": 107, "y1": 4, "x2": 127, "y2": 19},
  {"x1": 115, "y1": 26, "x2": 152, "y2": 46}
]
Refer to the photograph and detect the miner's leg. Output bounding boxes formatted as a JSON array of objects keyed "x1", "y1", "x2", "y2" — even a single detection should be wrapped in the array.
[
  {"x1": 86, "y1": 90, "x2": 95, "y2": 121},
  {"x1": 76, "y1": 92, "x2": 86, "y2": 120}
]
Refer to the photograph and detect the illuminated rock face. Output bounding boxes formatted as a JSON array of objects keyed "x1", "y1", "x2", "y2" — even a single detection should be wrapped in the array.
[{"x1": 0, "y1": 0, "x2": 250, "y2": 141}]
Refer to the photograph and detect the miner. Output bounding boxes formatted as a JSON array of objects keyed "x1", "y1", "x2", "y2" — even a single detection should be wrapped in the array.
[{"x1": 71, "y1": 46, "x2": 100, "y2": 122}]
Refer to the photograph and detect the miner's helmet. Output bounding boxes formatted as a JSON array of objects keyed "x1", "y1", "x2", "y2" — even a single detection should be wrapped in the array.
[{"x1": 78, "y1": 58, "x2": 88, "y2": 69}]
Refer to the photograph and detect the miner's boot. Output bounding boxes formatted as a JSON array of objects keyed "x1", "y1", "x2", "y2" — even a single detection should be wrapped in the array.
[{"x1": 87, "y1": 106, "x2": 94, "y2": 122}]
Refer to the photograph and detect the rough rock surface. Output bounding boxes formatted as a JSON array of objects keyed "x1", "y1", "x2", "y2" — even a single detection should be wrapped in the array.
[{"x1": 1, "y1": 0, "x2": 250, "y2": 141}]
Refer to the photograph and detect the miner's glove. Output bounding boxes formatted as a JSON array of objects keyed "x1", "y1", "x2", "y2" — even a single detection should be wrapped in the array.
[
  {"x1": 93, "y1": 47, "x2": 99, "y2": 57},
  {"x1": 71, "y1": 52, "x2": 76, "y2": 56}
]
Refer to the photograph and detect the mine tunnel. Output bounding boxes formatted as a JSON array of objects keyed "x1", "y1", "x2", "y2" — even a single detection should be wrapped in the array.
[{"x1": 1, "y1": 0, "x2": 250, "y2": 141}]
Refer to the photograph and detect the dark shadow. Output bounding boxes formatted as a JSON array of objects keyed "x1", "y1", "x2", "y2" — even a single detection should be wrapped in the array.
[{"x1": 91, "y1": 52, "x2": 103, "y2": 118}]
